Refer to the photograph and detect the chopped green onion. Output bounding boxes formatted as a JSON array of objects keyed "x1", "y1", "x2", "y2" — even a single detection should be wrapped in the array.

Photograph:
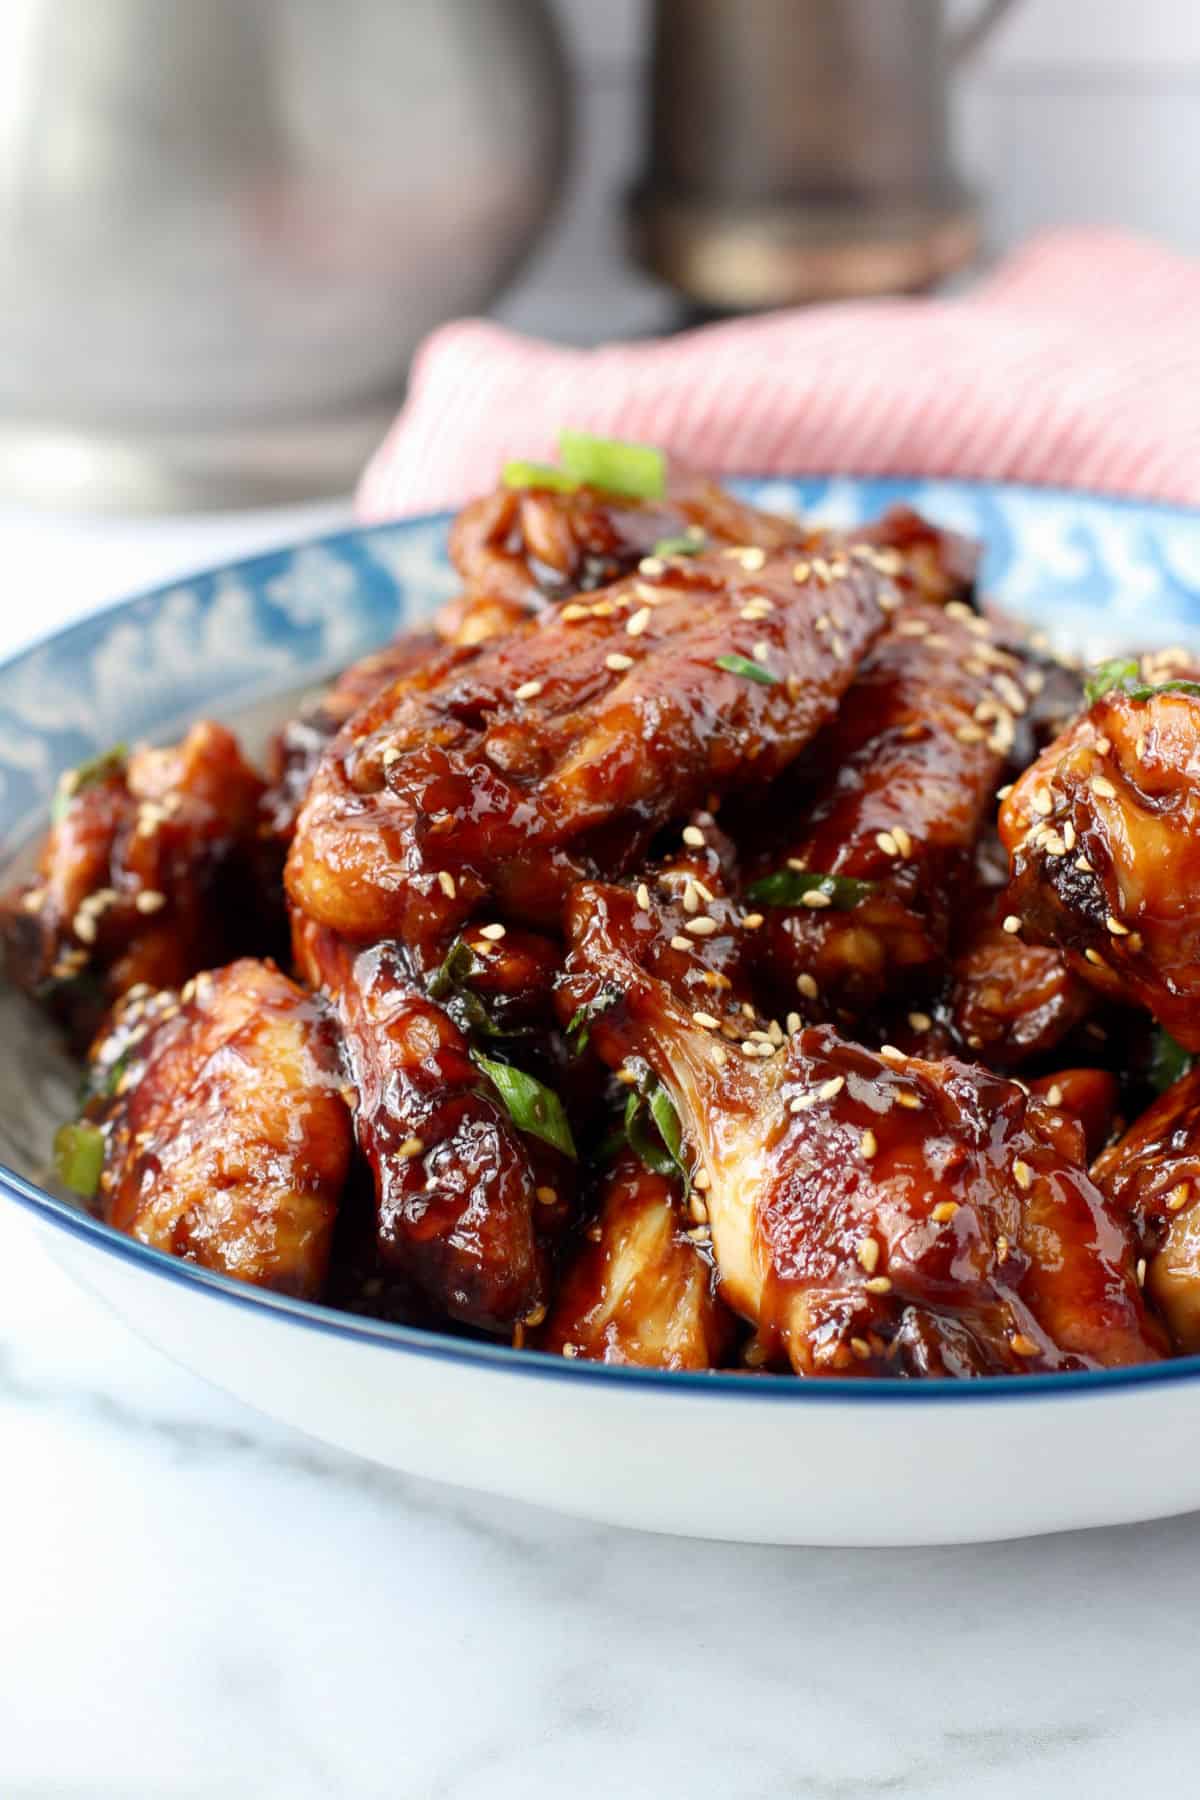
[
  {"x1": 428, "y1": 937, "x2": 520, "y2": 1040},
  {"x1": 624, "y1": 1073, "x2": 688, "y2": 1192},
  {"x1": 52, "y1": 743, "x2": 128, "y2": 822},
  {"x1": 53, "y1": 1120, "x2": 105, "y2": 1197},
  {"x1": 502, "y1": 460, "x2": 578, "y2": 493},
  {"x1": 1129, "y1": 679, "x2": 1200, "y2": 702},
  {"x1": 565, "y1": 987, "x2": 620, "y2": 1055},
  {"x1": 428, "y1": 937, "x2": 483, "y2": 1003},
  {"x1": 652, "y1": 528, "x2": 708, "y2": 558},
  {"x1": 558, "y1": 430, "x2": 666, "y2": 501},
  {"x1": 474, "y1": 1052, "x2": 576, "y2": 1159},
  {"x1": 715, "y1": 653, "x2": 780, "y2": 687},
  {"x1": 745, "y1": 869, "x2": 880, "y2": 909},
  {"x1": 1147, "y1": 1028, "x2": 1194, "y2": 1096},
  {"x1": 1083, "y1": 659, "x2": 1140, "y2": 705}
]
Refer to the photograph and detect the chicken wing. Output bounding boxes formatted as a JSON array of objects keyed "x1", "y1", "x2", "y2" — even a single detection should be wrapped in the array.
[
  {"x1": 946, "y1": 895, "x2": 1099, "y2": 1068},
  {"x1": 749, "y1": 602, "x2": 1025, "y2": 1020},
  {"x1": 295, "y1": 919, "x2": 551, "y2": 1331},
  {"x1": 537, "y1": 1150, "x2": 735, "y2": 1369},
  {"x1": 1000, "y1": 675, "x2": 1200, "y2": 1048},
  {"x1": 1094, "y1": 1065, "x2": 1200, "y2": 1351},
  {"x1": 82, "y1": 958, "x2": 352, "y2": 1297},
  {"x1": 286, "y1": 545, "x2": 893, "y2": 959},
  {"x1": 558, "y1": 880, "x2": 1163, "y2": 1375},
  {"x1": 3, "y1": 723, "x2": 273, "y2": 1043}
]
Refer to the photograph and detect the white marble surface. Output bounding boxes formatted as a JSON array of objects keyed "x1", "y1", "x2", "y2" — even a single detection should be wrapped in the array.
[{"x1": 3, "y1": 505, "x2": 1200, "y2": 1800}]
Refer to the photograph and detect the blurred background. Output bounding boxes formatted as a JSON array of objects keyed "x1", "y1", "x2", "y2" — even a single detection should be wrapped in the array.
[{"x1": 0, "y1": 0, "x2": 1194, "y2": 527}]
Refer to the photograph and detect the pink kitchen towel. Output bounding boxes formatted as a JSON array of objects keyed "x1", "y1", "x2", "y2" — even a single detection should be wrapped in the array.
[{"x1": 356, "y1": 231, "x2": 1200, "y2": 521}]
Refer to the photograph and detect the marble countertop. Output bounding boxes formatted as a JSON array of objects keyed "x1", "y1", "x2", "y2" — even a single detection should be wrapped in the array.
[{"x1": 3, "y1": 502, "x2": 1198, "y2": 1800}]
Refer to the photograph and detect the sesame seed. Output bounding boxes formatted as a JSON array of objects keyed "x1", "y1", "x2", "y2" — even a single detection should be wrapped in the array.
[
  {"x1": 892, "y1": 826, "x2": 913, "y2": 857},
  {"x1": 875, "y1": 830, "x2": 900, "y2": 857},
  {"x1": 955, "y1": 723, "x2": 986, "y2": 745},
  {"x1": 994, "y1": 674, "x2": 1027, "y2": 714},
  {"x1": 479, "y1": 922, "x2": 506, "y2": 941},
  {"x1": 1091, "y1": 776, "x2": 1117, "y2": 800},
  {"x1": 535, "y1": 1186, "x2": 558, "y2": 1205},
  {"x1": 789, "y1": 1093, "x2": 817, "y2": 1113},
  {"x1": 907, "y1": 1011, "x2": 932, "y2": 1033},
  {"x1": 1063, "y1": 821, "x2": 1077, "y2": 850},
  {"x1": 931, "y1": 1201, "x2": 959, "y2": 1223},
  {"x1": 1105, "y1": 915, "x2": 1129, "y2": 936},
  {"x1": 1167, "y1": 1183, "x2": 1190, "y2": 1213},
  {"x1": 802, "y1": 889, "x2": 832, "y2": 909},
  {"x1": 724, "y1": 544, "x2": 766, "y2": 571},
  {"x1": 627, "y1": 607, "x2": 653, "y2": 637},
  {"x1": 1084, "y1": 947, "x2": 1104, "y2": 966},
  {"x1": 996, "y1": 783, "x2": 1013, "y2": 802},
  {"x1": 879, "y1": 1045, "x2": 904, "y2": 1064},
  {"x1": 514, "y1": 679, "x2": 543, "y2": 700},
  {"x1": 1044, "y1": 1083, "x2": 1064, "y2": 1108},
  {"x1": 872, "y1": 547, "x2": 904, "y2": 577},
  {"x1": 682, "y1": 825, "x2": 705, "y2": 847},
  {"x1": 638, "y1": 556, "x2": 666, "y2": 576},
  {"x1": 134, "y1": 890, "x2": 166, "y2": 914},
  {"x1": 996, "y1": 1235, "x2": 1010, "y2": 1261},
  {"x1": 796, "y1": 973, "x2": 819, "y2": 999},
  {"x1": 685, "y1": 916, "x2": 718, "y2": 937},
  {"x1": 1030, "y1": 787, "x2": 1054, "y2": 817},
  {"x1": 1010, "y1": 1334, "x2": 1040, "y2": 1358},
  {"x1": 437, "y1": 870, "x2": 457, "y2": 899},
  {"x1": 605, "y1": 652, "x2": 634, "y2": 673},
  {"x1": 857, "y1": 1238, "x2": 880, "y2": 1273},
  {"x1": 850, "y1": 1337, "x2": 871, "y2": 1361},
  {"x1": 1002, "y1": 915, "x2": 1021, "y2": 935},
  {"x1": 711, "y1": 1046, "x2": 727, "y2": 1067},
  {"x1": 591, "y1": 600, "x2": 616, "y2": 618},
  {"x1": 811, "y1": 557, "x2": 831, "y2": 581},
  {"x1": 561, "y1": 603, "x2": 589, "y2": 621},
  {"x1": 670, "y1": 935, "x2": 692, "y2": 953},
  {"x1": 562, "y1": 1342, "x2": 579, "y2": 1358},
  {"x1": 682, "y1": 882, "x2": 700, "y2": 914},
  {"x1": 752, "y1": 640, "x2": 772, "y2": 664},
  {"x1": 792, "y1": 560, "x2": 811, "y2": 583},
  {"x1": 864, "y1": 1276, "x2": 892, "y2": 1295},
  {"x1": 1136, "y1": 1257, "x2": 1147, "y2": 1286},
  {"x1": 741, "y1": 912, "x2": 764, "y2": 930},
  {"x1": 398, "y1": 1136, "x2": 425, "y2": 1159},
  {"x1": 692, "y1": 1011, "x2": 721, "y2": 1030},
  {"x1": 818, "y1": 1076, "x2": 845, "y2": 1100},
  {"x1": 72, "y1": 910, "x2": 97, "y2": 943},
  {"x1": 786, "y1": 1011, "x2": 801, "y2": 1034},
  {"x1": 860, "y1": 1128, "x2": 878, "y2": 1159},
  {"x1": 896, "y1": 1092, "x2": 921, "y2": 1111},
  {"x1": 1076, "y1": 855, "x2": 1093, "y2": 873},
  {"x1": 636, "y1": 883, "x2": 651, "y2": 910},
  {"x1": 1012, "y1": 1159, "x2": 1033, "y2": 1190},
  {"x1": 688, "y1": 1194, "x2": 709, "y2": 1225}
]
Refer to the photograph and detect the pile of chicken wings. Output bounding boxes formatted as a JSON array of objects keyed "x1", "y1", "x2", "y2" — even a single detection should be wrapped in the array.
[{"x1": 11, "y1": 444, "x2": 1200, "y2": 1379}]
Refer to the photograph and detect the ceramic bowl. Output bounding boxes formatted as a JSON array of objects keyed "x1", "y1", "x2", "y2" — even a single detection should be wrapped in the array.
[{"x1": 4, "y1": 476, "x2": 1200, "y2": 1547}]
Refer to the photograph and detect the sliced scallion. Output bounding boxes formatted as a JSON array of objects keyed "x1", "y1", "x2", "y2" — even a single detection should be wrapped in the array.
[
  {"x1": 745, "y1": 869, "x2": 879, "y2": 910},
  {"x1": 474, "y1": 1052, "x2": 577, "y2": 1159},
  {"x1": 558, "y1": 430, "x2": 666, "y2": 501},
  {"x1": 53, "y1": 1120, "x2": 105, "y2": 1197}
]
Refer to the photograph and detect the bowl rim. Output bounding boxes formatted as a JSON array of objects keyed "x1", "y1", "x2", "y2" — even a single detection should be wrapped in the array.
[{"x1": 5, "y1": 474, "x2": 1200, "y2": 1407}]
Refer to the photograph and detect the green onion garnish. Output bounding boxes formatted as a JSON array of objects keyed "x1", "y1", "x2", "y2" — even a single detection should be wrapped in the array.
[
  {"x1": 428, "y1": 937, "x2": 520, "y2": 1041},
  {"x1": 715, "y1": 653, "x2": 779, "y2": 686},
  {"x1": 558, "y1": 430, "x2": 666, "y2": 502},
  {"x1": 624, "y1": 1073, "x2": 688, "y2": 1192},
  {"x1": 565, "y1": 987, "x2": 620, "y2": 1056},
  {"x1": 502, "y1": 460, "x2": 578, "y2": 493},
  {"x1": 1083, "y1": 660, "x2": 1200, "y2": 706},
  {"x1": 651, "y1": 528, "x2": 708, "y2": 558},
  {"x1": 53, "y1": 1120, "x2": 105, "y2": 1197},
  {"x1": 474, "y1": 1052, "x2": 577, "y2": 1159},
  {"x1": 745, "y1": 869, "x2": 880, "y2": 909},
  {"x1": 1147, "y1": 1028, "x2": 1194, "y2": 1096},
  {"x1": 52, "y1": 743, "x2": 128, "y2": 822}
]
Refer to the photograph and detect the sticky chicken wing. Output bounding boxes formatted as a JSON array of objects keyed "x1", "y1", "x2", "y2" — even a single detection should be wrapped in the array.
[
  {"x1": 295, "y1": 920, "x2": 550, "y2": 1331},
  {"x1": 750, "y1": 602, "x2": 1025, "y2": 1020},
  {"x1": 82, "y1": 958, "x2": 352, "y2": 1297},
  {"x1": 1094, "y1": 1065, "x2": 1200, "y2": 1351},
  {"x1": 946, "y1": 895, "x2": 1099, "y2": 1067},
  {"x1": 559, "y1": 880, "x2": 1163, "y2": 1375},
  {"x1": 287, "y1": 546, "x2": 893, "y2": 959},
  {"x1": 3, "y1": 723, "x2": 273, "y2": 1042},
  {"x1": 537, "y1": 1151, "x2": 735, "y2": 1368},
  {"x1": 1000, "y1": 675, "x2": 1200, "y2": 1048}
]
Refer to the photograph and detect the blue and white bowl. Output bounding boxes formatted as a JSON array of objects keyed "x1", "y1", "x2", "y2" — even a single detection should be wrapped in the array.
[{"x1": 3, "y1": 476, "x2": 1200, "y2": 1547}]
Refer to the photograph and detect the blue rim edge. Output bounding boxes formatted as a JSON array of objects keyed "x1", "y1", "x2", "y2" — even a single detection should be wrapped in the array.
[{"x1": 5, "y1": 474, "x2": 1200, "y2": 1407}]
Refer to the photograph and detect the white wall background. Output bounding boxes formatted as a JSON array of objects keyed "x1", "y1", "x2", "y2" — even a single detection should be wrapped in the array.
[{"x1": 500, "y1": 0, "x2": 1200, "y2": 343}]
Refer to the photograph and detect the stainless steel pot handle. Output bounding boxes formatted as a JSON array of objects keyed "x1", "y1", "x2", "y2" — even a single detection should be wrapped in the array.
[{"x1": 950, "y1": 0, "x2": 1020, "y2": 64}]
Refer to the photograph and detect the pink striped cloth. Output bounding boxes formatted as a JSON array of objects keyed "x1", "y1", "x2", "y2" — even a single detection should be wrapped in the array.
[{"x1": 356, "y1": 231, "x2": 1200, "y2": 521}]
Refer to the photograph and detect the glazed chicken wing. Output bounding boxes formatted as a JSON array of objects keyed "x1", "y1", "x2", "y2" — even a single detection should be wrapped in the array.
[
  {"x1": 84, "y1": 958, "x2": 352, "y2": 1298},
  {"x1": 295, "y1": 920, "x2": 551, "y2": 1331},
  {"x1": 537, "y1": 1150, "x2": 735, "y2": 1369},
  {"x1": 3, "y1": 723, "x2": 273, "y2": 1043},
  {"x1": 287, "y1": 546, "x2": 894, "y2": 960},
  {"x1": 1094, "y1": 1065, "x2": 1200, "y2": 1351},
  {"x1": 1000, "y1": 673, "x2": 1200, "y2": 1048},
  {"x1": 946, "y1": 895, "x2": 1099, "y2": 1068},
  {"x1": 558, "y1": 881, "x2": 1163, "y2": 1375},
  {"x1": 750, "y1": 602, "x2": 1025, "y2": 1019},
  {"x1": 441, "y1": 472, "x2": 804, "y2": 645}
]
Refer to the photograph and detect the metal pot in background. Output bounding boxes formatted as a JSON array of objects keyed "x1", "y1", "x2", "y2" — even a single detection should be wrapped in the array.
[
  {"x1": 629, "y1": 0, "x2": 1017, "y2": 313},
  {"x1": 0, "y1": 0, "x2": 569, "y2": 509}
]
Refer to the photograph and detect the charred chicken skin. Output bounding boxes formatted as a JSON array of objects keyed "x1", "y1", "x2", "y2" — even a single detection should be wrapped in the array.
[
  {"x1": 84, "y1": 958, "x2": 352, "y2": 1298},
  {"x1": 1000, "y1": 668, "x2": 1200, "y2": 1049}
]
